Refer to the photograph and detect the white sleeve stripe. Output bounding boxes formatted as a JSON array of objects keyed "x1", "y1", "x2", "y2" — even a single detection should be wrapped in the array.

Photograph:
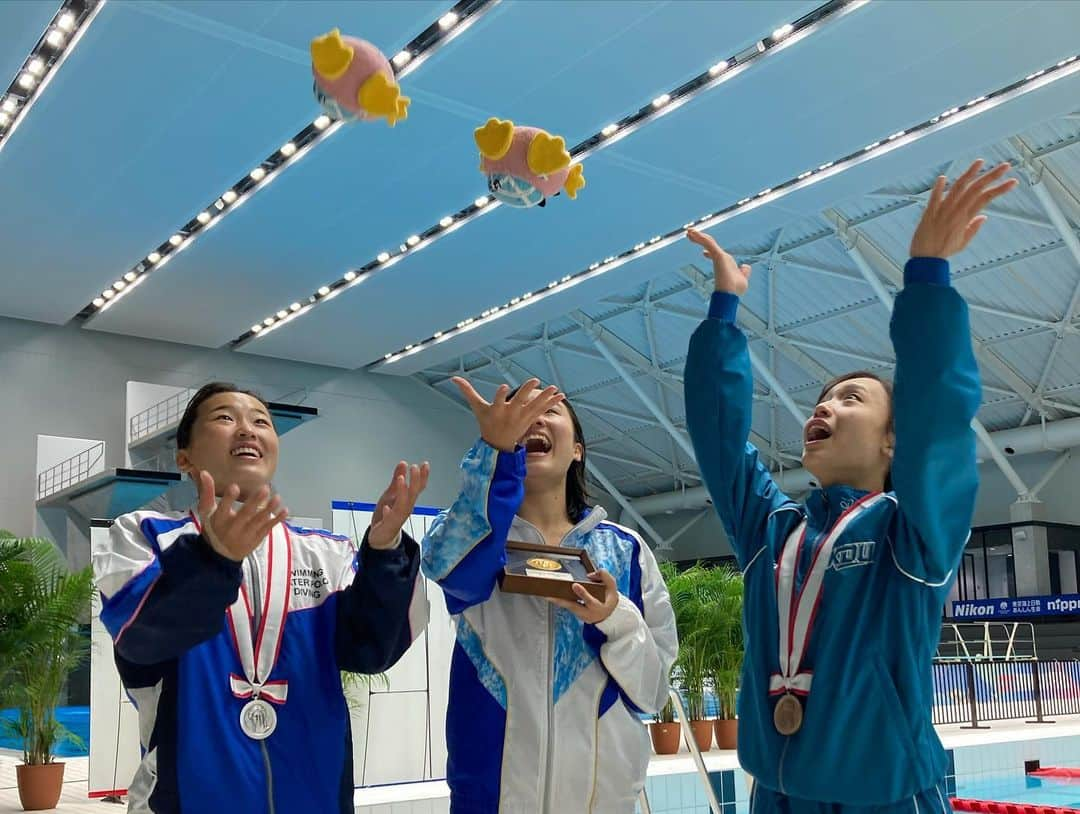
[
  {"x1": 153, "y1": 521, "x2": 199, "y2": 552},
  {"x1": 887, "y1": 535, "x2": 956, "y2": 587},
  {"x1": 743, "y1": 545, "x2": 768, "y2": 574}
]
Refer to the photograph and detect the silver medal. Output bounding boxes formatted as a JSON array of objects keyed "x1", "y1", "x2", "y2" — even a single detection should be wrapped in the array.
[{"x1": 240, "y1": 698, "x2": 277, "y2": 740}]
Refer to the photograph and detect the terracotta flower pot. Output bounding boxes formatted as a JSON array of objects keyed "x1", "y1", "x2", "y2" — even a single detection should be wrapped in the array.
[
  {"x1": 16, "y1": 762, "x2": 65, "y2": 811},
  {"x1": 713, "y1": 718, "x2": 738, "y2": 750},
  {"x1": 649, "y1": 722, "x2": 681, "y2": 755},
  {"x1": 689, "y1": 719, "x2": 713, "y2": 752}
]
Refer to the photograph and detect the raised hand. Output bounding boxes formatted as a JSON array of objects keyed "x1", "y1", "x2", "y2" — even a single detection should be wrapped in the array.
[
  {"x1": 452, "y1": 377, "x2": 565, "y2": 452},
  {"x1": 368, "y1": 461, "x2": 431, "y2": 550},
  {"x1": 686, "y1": 228, "x2": 752, "y2": 296},
  {"x1": 195, "y1": 470, "x2": 287, "y2": 562},
  {"x1": 910, "y1": 159, "x2": 1019, "y2": 259}
]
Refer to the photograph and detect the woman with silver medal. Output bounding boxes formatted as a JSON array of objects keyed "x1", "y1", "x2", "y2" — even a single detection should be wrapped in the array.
[
  {"x1": 92, "y1": 383, "x2": 431, "y2": 813},
  {"x1": 685, "y1": 161, "x2": 1018, "y2": 814}
]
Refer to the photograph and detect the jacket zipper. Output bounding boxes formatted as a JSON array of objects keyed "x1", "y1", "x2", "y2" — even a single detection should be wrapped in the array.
[
  {"x1": 515, "y1": 516, "x2": 594, "y2": 812},
  {"x1": 541, "y1": 604, "x2": 556, "y2": 813}
]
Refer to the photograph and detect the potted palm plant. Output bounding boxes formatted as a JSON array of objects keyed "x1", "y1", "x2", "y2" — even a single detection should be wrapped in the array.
[
  {"x1": 699, "y1": 565, "x2": 744, "y2": 750},
  {"x1": 649, "y1": 697, "x2": 680, "y2": 755},
  {"x1": 661, "y1": 562, "x2": 713, "y2": 752},
  {"x1": 0, "y1": 531, "x2": 94, "y2": 811}
]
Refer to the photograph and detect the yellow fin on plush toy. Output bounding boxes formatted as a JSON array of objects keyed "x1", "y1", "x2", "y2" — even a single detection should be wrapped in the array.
[
  {"x1": 474, "y1": 118, "x2": 514, "y2": 160},
  {"x1": 311, "y1": 29, "x2": 354, "y2": 80},
  {"x1": 563, "y1": 163, "x2": 585, "y2": 199},
  {"x1": 357, "y1": 72, "x2": 410, "y2": 126},
  {"x1": 527, "y1": 131, "x2": 571, "y2": 177}
]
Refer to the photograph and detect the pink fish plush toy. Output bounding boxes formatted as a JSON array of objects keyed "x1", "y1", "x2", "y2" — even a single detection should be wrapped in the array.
[
  {"x1": 475, "y1": 117, "x2": 586, "y2": 208},
  {"x1": 311, "y1": 29, "x2": 410, "y2": 126}
]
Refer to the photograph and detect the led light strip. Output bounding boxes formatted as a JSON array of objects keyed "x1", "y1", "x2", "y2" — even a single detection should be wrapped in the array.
[
  {"x1": 230, "y1": 0, "x2": 870, "y2": 347},
  {"x1": 369, "y1": 53, "x2": 1080, "y2": 371},
  {"x1": 75, "y1": 0, "x2": 499, "y2": 321},
  {"x1": 0, "y1": 0, "x2": 105, "y2": 155}
]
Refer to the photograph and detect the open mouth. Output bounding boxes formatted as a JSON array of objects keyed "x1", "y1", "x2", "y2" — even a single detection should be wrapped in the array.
[
  {"x1": 231, "y1": 445, "x2": 263, "y2": 460},
  {"x1": 523, "y1": 435, "x2": 552, "y2": 456},
  {"x1": 804, "y1": 421, "x2": 833, "y2": 445}
]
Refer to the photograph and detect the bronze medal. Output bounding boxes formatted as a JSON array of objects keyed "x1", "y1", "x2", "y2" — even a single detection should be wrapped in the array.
[{"x1": 773, "y1": 693, "x2": 803, "y2": 736}]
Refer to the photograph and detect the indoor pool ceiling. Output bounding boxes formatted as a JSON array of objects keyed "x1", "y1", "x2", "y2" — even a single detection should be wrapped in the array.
[{"x1": 2, "y1": 0, "x2": 1079, "y2": 507}]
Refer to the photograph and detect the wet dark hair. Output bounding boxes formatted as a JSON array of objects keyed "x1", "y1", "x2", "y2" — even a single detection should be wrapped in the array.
[
  {"x1": 507, "y1": 386, "x2": 591, "y2": 522},
  {"x1": 814, "y1": 371, "x2": 894, "y2": 491},
  {"x1": 176, "y1": 382, "x2": 272, "y2": 450}
]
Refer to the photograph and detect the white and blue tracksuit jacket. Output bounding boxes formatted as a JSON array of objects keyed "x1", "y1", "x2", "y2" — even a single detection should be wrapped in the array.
[
  {"x1": 685, "y1": 258, "x2": 982, "y2": 807},
  {"x1": 422, "y1": 440, "x2": 678, "y2": 814},
  {"x1": 91, "y1": 510, "x2": 428, "y2": 814}
]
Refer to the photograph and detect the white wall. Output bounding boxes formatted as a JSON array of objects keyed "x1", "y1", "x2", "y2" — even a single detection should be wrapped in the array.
[{"x1": 0, "y1": 315, "x2": 477, "y2": 537}]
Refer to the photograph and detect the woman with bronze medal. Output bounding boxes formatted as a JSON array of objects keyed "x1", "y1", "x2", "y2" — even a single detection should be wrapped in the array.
[
  {"x1": 92, "y1": 383, "x2": 431, "y2": 813},
  {"x1": 422, "y1": 379, "x2": 678, "y2": 813},
  {"x1": 684, "y1": 160, "x2": 1018, "y2": 814}
]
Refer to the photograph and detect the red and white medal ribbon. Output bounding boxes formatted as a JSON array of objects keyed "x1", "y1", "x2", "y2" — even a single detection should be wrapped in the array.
[
  {"x1": 770, "y1": 492, "x2": 887, "y2": 697},
  {"x1": 224, "y1": 523, "x2": 292, "y2": 706}
]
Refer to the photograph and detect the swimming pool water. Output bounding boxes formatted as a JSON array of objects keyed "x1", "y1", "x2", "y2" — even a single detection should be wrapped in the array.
[
  {"x1": 957, "y1": 774, "x2": 1080, "y2": 809},
  {"x1": 0, "y1": 706, "x2": 90, "y2": 757}
]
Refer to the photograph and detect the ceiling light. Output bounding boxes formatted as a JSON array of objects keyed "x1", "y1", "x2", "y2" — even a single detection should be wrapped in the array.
[
  {"x1": 147, "y1": 252, "x2": 161, "y2": 264},
  {"x1": 197, "y1": 211, "x2": 211, "y2": 224},
  {"x1": 439, "y1": 216, "x2": 454, "y2": 227},
  {"x1": 27, "y1": 58, "x2": 45, "y2": 76},
  {"x1": 124, "y1": 271, "x2": 137, "y2": 282},
  {"x1": 289, "y1": 302, "x2": 301, "y2": 312},
  {"x1": 344, "y1": 270, "x2": 357, "y2": 281},
  {"x1": 250, "y1": 167, "x2": 266, "y2": 182},
  {"x1": 169, "y1": 234, "x2": 183, "y2": 246},
  {"x1": 377, "y1": 252, "x2": 391, "y2": 263},
  {"x1": 313, "y1": 115, "x2": 331, "y2": 130},
  {"x1": 772, "y1": 24, "x2": 794, "y2": 40},
  {"x1": 102, "y1": 289, "x2": 114, "y2": 300},
  {"x1": 474, "y1": 196, "x2": 490, "y2": 208},
  {"x1": 92, "y1": 297, "x2": 104, "y2": 307},
  {"x1": 438, "y1": 12, "x2": 459, "y2": 29},
  {"x1": 393, "y1": 50, "x2": 412, "y2": 68},
  {"x1": 252, "y1": 324, "x2": 263, "y2": 333},
  {"x1": 57, "y1": 11, "x2": 75, "y2": 32},
  {"x1": 17, "y1": 73, "x2": 36, "y2": 90},
  {"x1": 222, "y1": 190, "x2": 238, "y2": 204},
  {"x1": 113, "y1": 280, "x2": 126, "y2": 291},
  {"x1": 1, "y1": 98, "x2": 16, "y2": 113},
  {"x1": 276, "y1": 310, "x2": 287, "y2": 319},
  {"x1": 652, "y1": 94, "x2": 670, "y2": 108},
  {"x1": 407, "y1": 235, "x2": 420, "y2": 246},
  {"x1": 280, "y1": 142, "x2": 297, "y2": 157},
  {"x1": 45, "y1": 29, "x2": 65, "y2": 48},
  {"x1": 601, "y1": 124, "x2": 618, "y2": 137}
]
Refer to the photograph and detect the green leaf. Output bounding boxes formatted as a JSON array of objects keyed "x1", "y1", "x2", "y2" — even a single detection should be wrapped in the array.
[{"x1": 0, "y1": 534, "x2": 94, "y2": 763}]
